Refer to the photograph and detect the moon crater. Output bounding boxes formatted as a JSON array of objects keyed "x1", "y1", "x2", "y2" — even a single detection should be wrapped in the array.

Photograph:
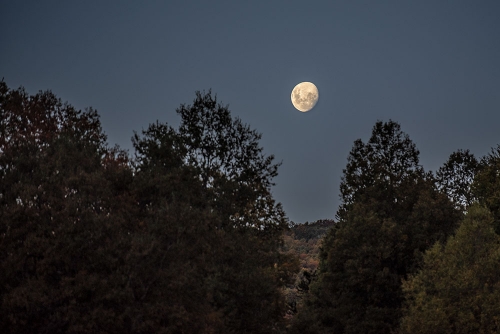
[{"x1": 291, "y1": 82, "x2": 319, "y2": 112}]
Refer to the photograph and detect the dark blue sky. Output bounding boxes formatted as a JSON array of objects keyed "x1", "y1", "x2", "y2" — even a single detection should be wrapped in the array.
[{"x1": 2, "y1": 1, "x2": 499, "y2": 223}]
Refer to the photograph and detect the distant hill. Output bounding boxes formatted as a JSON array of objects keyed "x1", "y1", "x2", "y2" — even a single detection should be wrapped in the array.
[
  {"x1": 284, "y1": 219, "x2": 335, "y2": 271},
  {"x1": 290, "y1": 219, "x2": 336, "y2": 241},
  {"x1": 283, "y1": 219, "x2": 336, "y2": 317}
]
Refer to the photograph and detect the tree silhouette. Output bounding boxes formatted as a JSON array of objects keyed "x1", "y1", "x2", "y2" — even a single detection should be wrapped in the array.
[
  {"x1": 292, "y1": 120, "x2": 460, "y2": 334},
  {"x1": 0, "y1": 82, "x2": 293, "y2": 333}
]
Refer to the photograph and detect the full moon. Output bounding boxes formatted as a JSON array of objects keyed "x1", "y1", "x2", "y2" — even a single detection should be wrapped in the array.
[{"x1": 291, "y1": 82, "x2": 319, "y2": 112}]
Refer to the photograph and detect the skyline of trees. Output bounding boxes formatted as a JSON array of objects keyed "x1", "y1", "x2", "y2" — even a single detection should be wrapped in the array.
[
  {"x1": 2, "y1": 80, "x2": 499, "y2": 333},
  {"x1": 291, "y1": 120, "x2": 462, "y2": 333},
  {"x1": 0, "y1": 81, "x2": 294, "y2": 333}
]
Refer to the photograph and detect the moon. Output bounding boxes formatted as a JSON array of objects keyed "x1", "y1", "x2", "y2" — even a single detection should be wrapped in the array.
[{"x1": 291, "y1": 82, "x2": 319, "y2": 112}]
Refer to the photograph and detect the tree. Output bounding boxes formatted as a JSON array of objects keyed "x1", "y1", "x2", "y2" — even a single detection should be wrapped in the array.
[
  {"x1": 336, "y1": 120, "x2": 423, "y2": 223},
  {"x1": 0, "y1": 81, "x2": 138, "y2": 333},
  {"x1": 131, "y1": 91, "x2": 293, "y2": 333},
  {"x1": 1, "y1": 83, "x2": 294, "y2": 333},
  {"x1": 400, "y1": 205, "x2": 500, "y2": 334},
  {"x1": 175, "y1": 90, "x2": 284, "y2": 231},
  {"x1": 292, "y1": 120, "x2": 460, "y2": 334},
  {"x1": 436, "y1": 149, "x2": 479, "y2": 212}
]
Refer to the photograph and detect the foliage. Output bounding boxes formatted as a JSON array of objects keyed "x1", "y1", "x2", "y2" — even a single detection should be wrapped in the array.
[
  {"x1": 132, "y1": 93, "x2": 292, "y2": 332},
  {"x1": 177, "y1": 90, "x2": 279, "y2": 191},
  {"x1": 177, "y1": 91, "x2": 291, "y2": 332},
  {"x1": 400, "y1": 205, "x2": 500, "y2": 334},
  {"x1": 6, "y1": 79, "x2": 499, "y2": 333},
  {"x1": 472, "y1": 145, "x2": 500, "y2": 233},
  {"x1": 282, "y1": 220, "x2": 334, "y2": 318},
  {"x1": 0, "y1": 81, "x2": 137, "y2": 333},
  {"x1": 291, "y1": 120, "x2": 460, "y2": 334},
  {"x1": 436, "y1": 149, "x2": 479, "y2": 212},
  {"x1": 0, "y1": 82, "x2": 292, "y2": 333},
  {"x1": 336, "y1": 120, "x2": 422, "y2": 223},
  {"x1": 289, "y1": 219, "x2": 335, "y2": 242}
]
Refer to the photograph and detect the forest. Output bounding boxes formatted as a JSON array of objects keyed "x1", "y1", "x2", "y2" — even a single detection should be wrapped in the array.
[{"x1": 1, "y1": 80, "x2": 500, "y2": 333}]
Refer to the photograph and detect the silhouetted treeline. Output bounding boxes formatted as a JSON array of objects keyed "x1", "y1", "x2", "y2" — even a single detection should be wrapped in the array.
[
  {"x1": 0, "y1": 81, "x2": 296, "y2": 333},
  {"x1": 2, "y1": 80, "x2": 500, "y2": 333},
  {"x1": 290, "y1": 121, "x2": 500, "y2": 334}
]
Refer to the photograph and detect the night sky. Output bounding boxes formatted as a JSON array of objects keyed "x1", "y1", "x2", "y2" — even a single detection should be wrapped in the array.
[{"x1": 2, "y1": 1, "x2": 499, "y2": 223}]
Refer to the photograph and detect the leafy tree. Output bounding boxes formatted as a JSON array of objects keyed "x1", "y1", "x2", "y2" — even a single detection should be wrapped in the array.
[
  {"x1": 1, "y1": 82, "x2": 293, "y2": 333},
  {"x1": 0, "y1": 81, "x2": 137, "y2": 333},
  {"x1": 292, "y1": 120, "x2": 460, "y2": 334},
  {"x1": 177, "y1": 90, "x2": 279, "y2": 188},
  {"x1": 436, "y1": 149, "x2": 479, "y2": 212},
  {"x1": 131, "y1": 91, "x2": 293, "y2": 333},
  {"x1": 175, "y1": 90, "x2": 284, "y2": 232},
  {"x1": 400, "y1": 205, "x2": 500, "y2": 334},
  {"x1": 119, "y1": 122, "x2": 219, "y2": 332},
  {"x1": 337, "y1": 120, "x2": 422, "y2": 223}
]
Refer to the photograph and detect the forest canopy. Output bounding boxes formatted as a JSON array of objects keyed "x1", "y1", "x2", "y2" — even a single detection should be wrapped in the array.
[
  {"x1": 1, "y1": 80, "x2": 499, "y2": 333},
  {"x1": 0, "y1": 81, "x2": 294, "y2": 333},
  {"x1": 290, "y1": 121, "x2": 500, "y2": 334}
]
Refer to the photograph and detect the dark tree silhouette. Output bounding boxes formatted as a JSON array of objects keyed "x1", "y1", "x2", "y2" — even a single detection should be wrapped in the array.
[
  {"x1": 292, "y1": 120, "x2": 460, "y2": 334},
  {"x1": 0, "y1": 82, "x2": 293, "y2": 333}
]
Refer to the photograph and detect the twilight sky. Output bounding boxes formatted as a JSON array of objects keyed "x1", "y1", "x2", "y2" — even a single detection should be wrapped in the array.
[{"x1": 1, "y1": 1, "x2": 499, "y2": 223}]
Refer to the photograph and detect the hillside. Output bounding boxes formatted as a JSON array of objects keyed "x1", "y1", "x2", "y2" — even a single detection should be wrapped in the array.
[{"x1": 283, "y1": 219, "x2": 335, "y2": 317}]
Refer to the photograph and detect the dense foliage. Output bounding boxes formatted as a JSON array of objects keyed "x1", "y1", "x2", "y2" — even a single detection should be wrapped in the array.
[
  {"x1": 0, "y1": 82, "x2": 293, "y2": 333},
  {"x1": 2, "y1": 80, "x2": 499, "y2": 333},
  {"x1": 436, "y1": 149, "x2": 479, "y2": 212},
  {"x1": 399, "y1": 145, "x2": 500, "y2": 334},
  {"x1": 473, "y1": 145, "x2": 500, "y2": 233},
  {"x1": 291, "y1": 121, "x2": 461, "y2": 334},
  {"x1": 400, "y1": 205, "x2": 500, "y2": 333},
  {"x1": 282, "y1": 220, "x2": 335, "y2": 318}
]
